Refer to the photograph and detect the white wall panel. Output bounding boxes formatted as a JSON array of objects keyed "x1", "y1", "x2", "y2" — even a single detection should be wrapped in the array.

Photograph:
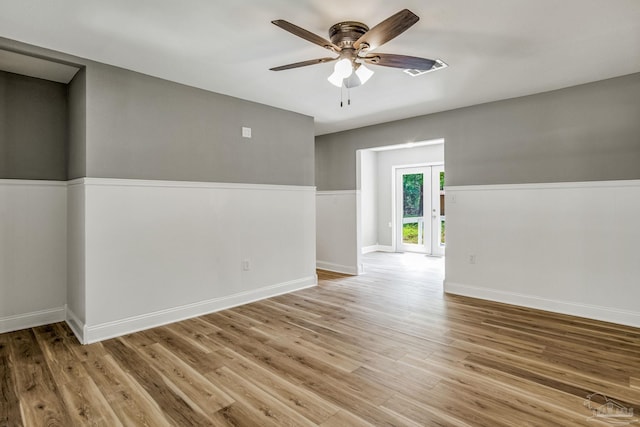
[
  {"x1": 316, "y1": 191, "x2": 359, "y2": 274},
  {"x1": 76, "y1": 178, "x2": 316, "y2": 342},
  {"x1": 66, "y1": 180, "x2": 85, "y2": 337},
  {"x1": 359, "y1": 150, "x2": 378, "y2": 249},
  {"x1": 445, "y1": 180, "x2": 640, "y2": 327},
  {"x1": 0, "y1": 180, "x2": 66, "y2": 332}
]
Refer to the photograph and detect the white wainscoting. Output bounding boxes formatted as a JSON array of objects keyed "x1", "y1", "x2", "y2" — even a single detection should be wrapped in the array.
[
  {"x1": 66, "y1": 180, "x2": 86, "y2": 335},
  {"x1": 316, "y1": 191, "x2": 360, "y2": 275},
  {"x1": 445, "y1": 180, "x2": 640, "y2": 328},
  {"x1": 0, "y1": 180, "x2": 67, "y2": 333},
  {"x1": 70, "y1": 178, "x2": 317, "y2": 343}
]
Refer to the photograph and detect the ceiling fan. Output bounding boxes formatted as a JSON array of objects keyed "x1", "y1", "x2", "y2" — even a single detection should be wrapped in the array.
[{"x1": 270, "y1": 9, "x2": 439, "y2": 89}]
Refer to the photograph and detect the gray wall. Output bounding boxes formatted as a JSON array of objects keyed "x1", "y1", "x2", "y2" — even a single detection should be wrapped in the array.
[
  {"x1": 86, "y1": 63, "x2": 314, "y2": 186},
  {"x1": 0, "y1": 37, "x2": 315, "y2": 186},
  {"x1": 316, "y1": 72, "x2": 640, "y2": 190},
  {"x1": 0, "y1": 70, "x2": 68, "y2": 180},
  {"x1": 67, "y1": 68, "x2": 86, "y2": 180}
]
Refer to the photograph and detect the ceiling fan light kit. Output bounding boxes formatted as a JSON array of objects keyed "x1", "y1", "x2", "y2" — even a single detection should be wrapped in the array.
[{"x1": 270, "y1": 9, "x2": 445, "y2": 98}]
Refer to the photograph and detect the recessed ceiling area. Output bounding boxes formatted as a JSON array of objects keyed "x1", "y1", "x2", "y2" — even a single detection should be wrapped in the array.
[
  {"x1": 0, "y1": 1, "x2": 639, "y2": 134},
  {"x1": 0, "y1": 49, "x2": 79, "y2": 83}
]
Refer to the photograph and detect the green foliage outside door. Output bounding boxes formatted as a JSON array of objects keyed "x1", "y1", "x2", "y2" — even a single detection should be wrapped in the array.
[{"x1": 402, "y1": 173, "x2": 424, "y2": 244}]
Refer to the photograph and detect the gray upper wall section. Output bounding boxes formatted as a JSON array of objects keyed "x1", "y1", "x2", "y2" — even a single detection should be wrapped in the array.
[
  {"x1": 316, "y1": 72, "x2": 640, "y2": 190},
  {"x1": 85, "y1": 63, "x2": 314, "y2": 185},
  {"x1": 0, "y1": 37, "x2": 314, "y2": 186},
  {"x1": 0, "y1": 70, "x2": 68, "y2": 180},
  {"x1": 67, "y1": 67, "x2": 86, "y2": 180}
]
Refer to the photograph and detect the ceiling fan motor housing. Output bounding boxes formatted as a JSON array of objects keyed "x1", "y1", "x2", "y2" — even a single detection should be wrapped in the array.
[{"x1": 329, "y1": 21, "x2": 369, "y2": 50}]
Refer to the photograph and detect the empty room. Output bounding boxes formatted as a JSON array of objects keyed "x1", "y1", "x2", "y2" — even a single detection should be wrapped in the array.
[{"x1": 1, "y1": 1, "x2": 639, "y2": 425}]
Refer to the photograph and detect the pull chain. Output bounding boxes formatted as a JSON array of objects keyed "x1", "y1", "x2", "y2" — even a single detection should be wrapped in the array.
[{"x1": 339, "y1": 84, "x2": 352, "y2": 107}]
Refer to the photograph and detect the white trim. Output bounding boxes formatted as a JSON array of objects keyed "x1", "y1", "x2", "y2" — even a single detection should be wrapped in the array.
[
  {"x1": 355, "y1": 187, "x2": 363, "y2": 276},
  {"x1": 82, "y1": 276, "x2": 317, "y2": 344},
  {"x1": 69, "y1": 177, "x2": 315, "y2": 192},
  {"x1": 391, "y1": 161, "x2": 444, "y2": 171},
  {"x1": 362, "y1": 245, "x2": 395, "y2": 254},
  {"x1": 65, "y1": 307, "x2": 86, "y2": 344},
  {"x1": 445, "y1": 281, "x2": 640, "y2": 329},
  {"x1": 66, "y1": 178, "x2": 86, "y2": 187},
  {"x1": 316, "y1": 261, "x2": 358, "y2": 275},
  {"x1": 0, "y1": 179, "x2": 66, "y2": 187},
  {"x1": 446, "y1": 179, "x2": 640, "y2": 192},
  {"x1": 0, "y1": 307, "x2": 66, "y2": 334},
  {"x1": 362, "y1": 245, "x2": 378, "y2": 254},
  {"x1": 316, "y1": 190, "x2": 358, "y2": 196},
  {"x1": 368, "y1": 138, "x2": 445, "y2": 152}
]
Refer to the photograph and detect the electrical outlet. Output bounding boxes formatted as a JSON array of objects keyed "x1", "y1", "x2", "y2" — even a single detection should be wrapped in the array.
[
  {"x1": 468, "y1": 254, "x2": 476, "y2": 264},
  {"x1": 242, "y1": 258, "x2": 251, "y2": 271},
  {"x1": 242, "y1": 127, "x2": 252, "y2": 138}
]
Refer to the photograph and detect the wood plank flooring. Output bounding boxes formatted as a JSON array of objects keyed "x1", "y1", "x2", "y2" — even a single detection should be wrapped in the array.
[{"x1": 2, "y1": 252, "x2": 640, "y2": 426}]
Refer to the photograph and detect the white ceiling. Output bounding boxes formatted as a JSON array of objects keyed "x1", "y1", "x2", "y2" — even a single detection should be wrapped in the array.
[{"x1": 1, "y1": 0, "x2": 639, "y2": 135}]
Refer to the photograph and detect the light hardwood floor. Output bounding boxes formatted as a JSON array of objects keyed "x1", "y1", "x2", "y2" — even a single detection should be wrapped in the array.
[{"x1": 1, "y1": 252, "x2": 639, "y2": 426}]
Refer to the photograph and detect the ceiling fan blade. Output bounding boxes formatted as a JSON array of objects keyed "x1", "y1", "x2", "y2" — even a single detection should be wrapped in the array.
[
  {"x1": 363, "y1": 53, "x2": 436, "y2": 70},
  {"x1": 272, "y1": 20, "x2": 340, "y2": 52},
  {"x1": 354, "y1": 9, "x2": 419, "y2": 51},
  {"x1": 270, "y1": 57, "x2": 337, "y2": 71}
]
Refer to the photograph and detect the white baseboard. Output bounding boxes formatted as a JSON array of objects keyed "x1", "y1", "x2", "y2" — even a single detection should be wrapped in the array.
[
  {"x1": 361, "y1": 245, "x2": 377, "y2": 254},
  {"x1": 81, "y1": 276, "x2": 317, "y2": 344},
  {"x1": 362, "y1": 245, "x2": 395, "y2": 255},
  {"x1": 361, "y1": 245, "x2": 395, "y2": 254},
  {"x1": 445, "y1": 281, "x2": 640, "y2": 329},
  {"x1": 65, "y1": 307, "x2": 86, "y2": 344},
  {"x1": 316, "y1": 260, "x2": 358, "y2": 275},
  {"x1": 0, "y1": 306, "x2": 66, "y2": 334}
]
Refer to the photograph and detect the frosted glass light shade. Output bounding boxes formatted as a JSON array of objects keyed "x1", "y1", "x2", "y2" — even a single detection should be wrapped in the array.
[
  {"x1": 335, "y1": 58, "x2": 353, "y2": 78},
  {"x1": 327, "y1": 58, "x2": 354, "y2": 87},
  {"x1": 327, "y1": 71, "x2": 343, "y2": 87},
  {"x1": 355, "y1": 64, "x2": 374, "y2": 84}
]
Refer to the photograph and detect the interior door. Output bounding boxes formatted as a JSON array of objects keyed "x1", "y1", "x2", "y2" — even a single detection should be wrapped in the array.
[{"x1": 396, "y1": 167, "x2": 431, "y2": 254}]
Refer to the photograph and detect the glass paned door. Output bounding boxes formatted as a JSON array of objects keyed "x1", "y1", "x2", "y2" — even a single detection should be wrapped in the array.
[
  {"x1": 396, "y1": 167, "x2": 431, "y2": 253},
  {"x1": 395, "y1": 165, "x2": 445, "y2": 255},
  {"x1": 402, "y1": 173, "x2": 424, "y2": 245}
]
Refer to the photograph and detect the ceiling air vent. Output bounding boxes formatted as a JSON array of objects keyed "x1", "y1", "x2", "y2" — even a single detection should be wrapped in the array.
[{"x1": 404, "y1": 59, "x2": 448, "y2": 77}]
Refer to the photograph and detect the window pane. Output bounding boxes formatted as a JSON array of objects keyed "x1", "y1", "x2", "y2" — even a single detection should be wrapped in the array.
[{"x1": 403, "y1": 173, "x2": 423, "y2": 218}]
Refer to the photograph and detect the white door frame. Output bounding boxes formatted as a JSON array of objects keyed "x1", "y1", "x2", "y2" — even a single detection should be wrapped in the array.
[{"x1": 430, "y1": 164, "x2": 445, "y2": 257}]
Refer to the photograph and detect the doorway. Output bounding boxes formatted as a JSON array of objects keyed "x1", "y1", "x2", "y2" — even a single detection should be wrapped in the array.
[{"x1": 394, "y1": 164, "x2": 445, "y2": 256}]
